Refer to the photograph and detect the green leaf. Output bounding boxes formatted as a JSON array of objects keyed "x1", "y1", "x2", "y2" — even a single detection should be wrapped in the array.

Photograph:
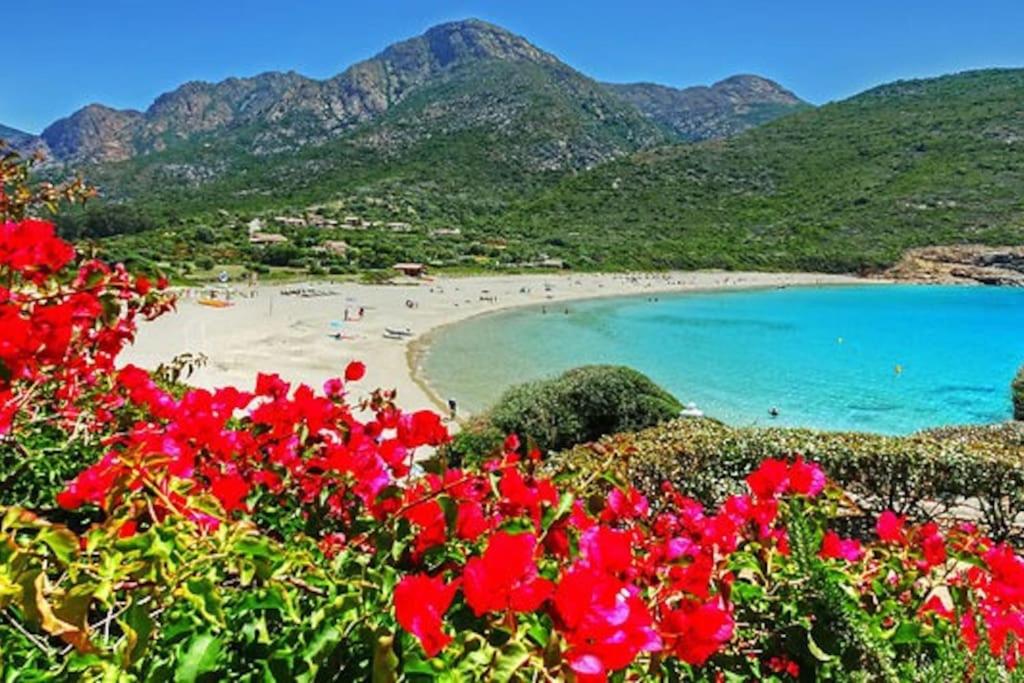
[
  {"x1": 183, "y1": 577, "x2": 225, "y2": 625},
  {"x1": 233, "y1": 535, "x2": 274, "y2": 560},
  {"x1": 807, "y1": 631, "x2": 835, "y2": 663},
  {"x1": 119, "y1": 599, "x2": 155, "y2": 667},
  {"x1": 174, "y1": 632, "x2": 223, "y2": 683},
  {"x1": 491, "y1": 640, "x2": 530, "y2": 682},
  {"x1": 890, "y1": 621, "x2": 922, "y2": 645},
  {"x1": 38, "y1": 527, "x2": 79, "y2": 565}
]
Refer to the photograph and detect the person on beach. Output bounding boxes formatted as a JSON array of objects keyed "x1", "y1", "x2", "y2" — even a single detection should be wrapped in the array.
[{"x1": 447, "y1": 398, "x2": 457, "y2": 420}]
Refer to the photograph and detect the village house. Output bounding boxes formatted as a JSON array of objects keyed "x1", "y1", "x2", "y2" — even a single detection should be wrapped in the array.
[
  {"x1": 321, "y1": 240, "x2": 350, "y2": 256},
  {"x1": 393, "y1": 262, "x2": 427, "y2": 277},
  {"x1": 249, "y1": 232, "x2": 289, "y2": 246},
  {"x1": 273, "y1": 216, "x2": 307, "y2": 227},
  {"x1": 386, "y1": 222, "x2": 415, "y2": 232},
  {"x1": 430, "y1": 227, "x2": 462, "y2": 237}
]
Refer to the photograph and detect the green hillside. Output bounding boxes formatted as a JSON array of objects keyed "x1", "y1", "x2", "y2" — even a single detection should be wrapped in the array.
[
  {"x1": 504, "y1": 69, "x2": 1024, "y2": 272},
  {"x1": 47, "y1": 68, "x2": 1024, "y2": 279}
]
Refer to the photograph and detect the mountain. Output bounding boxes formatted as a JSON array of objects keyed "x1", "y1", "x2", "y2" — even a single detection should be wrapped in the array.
[
  {"x1": 604, "y1": 75, "x2": 807, "y2": 141},
  {"x1": 0, "y1": 123, "x2": 50, "y2": 157},
  {"x1": 38, "y1": 19, "x2": 668, "y2": 169},
  {"x1": 504, "y1": 68, "x2": 1024, "y2": 272}
]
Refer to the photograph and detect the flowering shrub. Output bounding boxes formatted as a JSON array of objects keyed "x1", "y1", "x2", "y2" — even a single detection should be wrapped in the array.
[
  {"x1": 5, "y1": 220, "x2": 1024, "y2": 680},
  {"x1": 562, "y1": 417, "x2": 1024, "y2": 541}
]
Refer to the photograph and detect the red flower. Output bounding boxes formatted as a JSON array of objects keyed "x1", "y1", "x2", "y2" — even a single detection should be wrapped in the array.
[
  {"x1": 401, "y1": 497, "x2": 447, "y2": 556},
  {"x1": 820, "y1": 530, "x2": 864, "y2": 562},
  {"x1": 210, "y1": 471, "x2": 250, "y2": 513},
  {"x1": 918, "y1": 522, "x2": 947, "y2": 568},
  {"x1": 117, "y1": 520, "x2": 139, "y2": 538},
  {"x1": 662, "y1": 599, "x2": 734, "y2": 666},
  {"x1": 463, "y1": 531, "x2": 553, "y2": 616},
  {"x1": 787, "y1": 457, "x2": 825, "y2": 497},
  {"x1": 394, "y1": 574, "x2": 458, "y2": 657},
  {"x1": 601, "y1": 487, "x2": 650, "y2": 522},
  {"x1": 579, "y1": 526, "x2": 634, "y2": 576},
  {"x1": 397, "y1": 410, "x2": 449, "y2": 448},
  {"x1": 746, "y1": 458, "x2": 789, "y2": 499},
  {"x1": 554, "y1": 564, "x2": 662, "y2": 679},
  {"x1": 877, "y1": 511, "x2": 906, "y2": 544},
  {"x1": 344, "y1": 361, "x2": 366, "y2": 382},
  {"x1": 455, "y1": 501, "x2": 489, "y2": 541}
]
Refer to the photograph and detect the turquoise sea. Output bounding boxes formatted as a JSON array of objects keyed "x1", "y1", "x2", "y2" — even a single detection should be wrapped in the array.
[{"x1": 421, "y1": 285, "x2": 1024, "y2": 434}]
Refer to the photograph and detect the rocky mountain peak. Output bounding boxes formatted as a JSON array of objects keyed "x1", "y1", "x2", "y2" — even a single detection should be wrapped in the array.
[
  {"x1": 41, "y1": 104, "x2": 143, "y2": 163},
  {"x1": 605, "y1": 74, "x2": 808, "y2": 141},
  {"x1": 413, "y1": 18, "x2": 556, "y2": 67},
  {"x1": 710, "y1": 74, "x2": 803, "y2": 104}
]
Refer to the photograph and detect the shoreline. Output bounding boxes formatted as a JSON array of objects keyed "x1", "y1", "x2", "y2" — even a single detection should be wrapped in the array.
[
  {"x1": 405, "y1": 276, "x2": 887, "y2": 419},
  {"x1": 123, "y1": 271, "x2": 880, "y2": 420}
]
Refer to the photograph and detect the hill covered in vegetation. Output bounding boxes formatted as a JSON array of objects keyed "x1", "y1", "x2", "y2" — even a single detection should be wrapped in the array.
[
  {"x1": 507, "y1": 69, "x2": 1024, "y2": 272},
  {"x1": 6, "y1": 27, "x2": 1023, "y2": 279}
]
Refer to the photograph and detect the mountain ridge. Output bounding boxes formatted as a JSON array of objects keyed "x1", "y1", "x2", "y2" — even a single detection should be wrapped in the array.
[
  {"x1": 3, "y1": 19, "x2": 804, "y2": 167},
  {"x1": 603, "y1": 74, "x2": 808, "y2": 141}
]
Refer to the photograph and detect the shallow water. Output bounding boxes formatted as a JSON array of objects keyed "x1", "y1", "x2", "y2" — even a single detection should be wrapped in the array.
[{"x1": 421, "y1": 285, "x2": 1024, "y2": 434}]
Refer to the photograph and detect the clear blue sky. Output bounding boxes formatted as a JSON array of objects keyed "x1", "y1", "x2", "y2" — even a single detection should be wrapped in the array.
[{"x1": 4, "y1": 0, "x2": 1023, "y2": 133}]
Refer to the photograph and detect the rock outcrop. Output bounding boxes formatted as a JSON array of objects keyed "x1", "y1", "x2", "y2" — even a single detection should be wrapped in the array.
[{"x1": 884, "y1": 245, "x2": 1024, "y2": 286}]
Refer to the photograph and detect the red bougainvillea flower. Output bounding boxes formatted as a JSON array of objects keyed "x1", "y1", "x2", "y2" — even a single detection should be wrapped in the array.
[
  {"x1": 601, "y1": 486, "x2": 650, "y2": 523},
  {"x1": 394, "y1": 574, "x2": 458, "y2": 657},
  {"x1": 877, "y1": 511, "x2": 907, "y2": 544},
  {"x1": 463, "y1": 531, "x2": 553, "y2": 616},
  {"x1": 820, "y1": 530, "x2": 864, "y2": 562},
  {"x1": 344, "y1": 360, "x2": 366, "y2": 382},
  {"x1": 747, "y1": 456, "x2": 825, "y2": 500},
  {"x1": 746, "y1": 458, "x2": 790, "y2": 500},
  {"x1": 919, "y1": 594, "x2": 954, "y2": 621},
  {"x1": 554, "y1": 564, "x2": 662, "y2": 680},
  {"x1": 455, "y1": 500, "x2": 490, "y2": 541},
  {"x1": 397, "y1": 410, "x2": 449, "y2": 448},
  {"x1": 209, "y1": 470, "x2": 251, "y2": 514},
  {"x1": 980, "y1": 544, "x2": 1024, "y2": 604},
  {"x1": 767, "y1": 655, "x2": 801, "y2": 678},
  {"x1": 400, "y1": 495, "x2": 448, "y2": 557},
  {"x1": 0, "y1": 219, "x2": 76, "y2": 282},
  {"x1": 917, "y1": 522, "x2": 947, "y2": 569},
  {"x1": 787, "y1": 456, "x2": 825, "y2": 497},
  {"x1": 661, "y1": 599, "x2": 735, "y2": 666}
]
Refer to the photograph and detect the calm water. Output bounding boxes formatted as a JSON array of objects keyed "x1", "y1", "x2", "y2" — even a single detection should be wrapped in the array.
[{"x1": 421, "y1": 285, "x2": 1024, "y2": 434}]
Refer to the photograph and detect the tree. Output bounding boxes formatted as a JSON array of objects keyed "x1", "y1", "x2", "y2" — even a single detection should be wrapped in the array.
[{"x1": 488, "y1": 365, "x2": 682, "y2": 452}]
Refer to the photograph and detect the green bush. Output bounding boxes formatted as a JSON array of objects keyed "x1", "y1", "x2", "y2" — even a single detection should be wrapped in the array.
[
  {"x1": 438, "y1": 417, "x2": 506, "y2": 468},
  {"x1": 487, "y1": 365, "x2": 681, "y2": 452},
  {"x1": 1013, "y1": 365, "x2": 1024, "y2": 420},
  {"x1": 559, "y1": 418, "x2": 1024, "y2": 540}
]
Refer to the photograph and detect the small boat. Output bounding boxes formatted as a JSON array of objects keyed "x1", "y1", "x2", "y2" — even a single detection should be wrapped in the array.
[
  {"x1": 383, "y1": 331, "x2": 407, "y2": 340},
  {"x1": 198, "y1": 299, "x2": 233, "y2": 308},
  {"x1": 679, "y1": 402, "x2": 704, "y2": 418},
  {"x1": 385, "y1": 327, "x2": 414, "y2": 337}
]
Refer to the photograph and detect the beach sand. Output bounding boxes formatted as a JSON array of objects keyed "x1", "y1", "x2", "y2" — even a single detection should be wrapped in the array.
[{"x1": 122, "y1": 271, "x2": 870, "y2": 416}]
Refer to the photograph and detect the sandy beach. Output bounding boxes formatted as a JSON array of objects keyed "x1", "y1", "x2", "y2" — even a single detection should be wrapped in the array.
[{"x1": 123, "y1": 271, "x2": 871, "y2": 415}]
